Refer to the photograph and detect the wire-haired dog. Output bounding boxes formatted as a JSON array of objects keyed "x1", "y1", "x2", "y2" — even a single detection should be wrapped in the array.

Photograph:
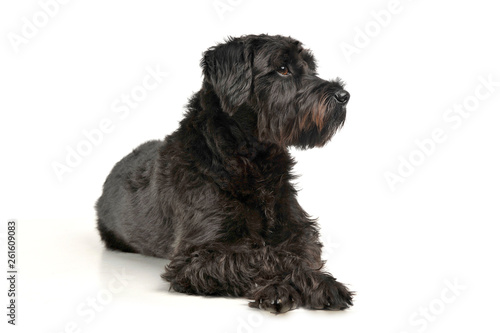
[{"x1": 96, "y1": 34, "x2": 353, "y2": 313}]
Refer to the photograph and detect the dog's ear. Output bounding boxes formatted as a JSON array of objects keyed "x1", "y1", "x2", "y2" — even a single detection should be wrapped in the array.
[{"x1": 201, "y1": 38, "x2": 253, "y2": 115}]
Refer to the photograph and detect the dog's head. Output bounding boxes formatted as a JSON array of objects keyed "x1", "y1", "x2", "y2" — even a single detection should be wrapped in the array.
[{"x1": 201, "y1": 34, "x2": 348, "y2": 149}]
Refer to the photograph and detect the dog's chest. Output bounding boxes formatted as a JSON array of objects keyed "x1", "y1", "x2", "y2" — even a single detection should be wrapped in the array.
[{"x1": 235, "y1": 156, "x2": 291, "y2": 238}]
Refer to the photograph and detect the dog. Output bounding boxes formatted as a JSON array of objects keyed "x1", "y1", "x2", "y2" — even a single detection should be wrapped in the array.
[{"x1": 96, "y1": 34, "x2": 353, "y2": 314}]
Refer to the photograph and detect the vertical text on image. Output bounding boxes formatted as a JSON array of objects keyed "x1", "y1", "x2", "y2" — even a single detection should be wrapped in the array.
[{"x1": 6, "y1": 220, "x2": 18, "y2": 325}]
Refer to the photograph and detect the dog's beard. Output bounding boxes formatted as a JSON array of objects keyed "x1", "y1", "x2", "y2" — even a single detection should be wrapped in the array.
[{"x1": 256, "y1": 86, "x2": 346, "y2": 149}]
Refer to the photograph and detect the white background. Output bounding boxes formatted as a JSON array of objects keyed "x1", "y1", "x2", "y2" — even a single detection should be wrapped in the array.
[{"x1": 1, "y1": 0, "x2": 499, "y2": 332}]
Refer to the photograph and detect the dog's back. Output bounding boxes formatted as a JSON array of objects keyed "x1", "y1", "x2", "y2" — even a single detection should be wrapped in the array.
[{"x1": 96, "y1": 140, "x2": 173, "y2": 257}]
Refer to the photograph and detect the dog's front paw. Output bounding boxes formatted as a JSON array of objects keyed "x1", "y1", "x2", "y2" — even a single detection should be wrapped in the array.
[
  {"x1": 307, "y1": 275, "x2": 354, "y2": 310},
  {"x1": 249, "y1": 284, "x2": 300, "y2": 314}
]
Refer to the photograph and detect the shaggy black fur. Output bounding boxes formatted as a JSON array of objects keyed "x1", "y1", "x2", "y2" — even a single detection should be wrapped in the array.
[{"x1": 96, "y1": 34, "x2": 353, "y2": 313}]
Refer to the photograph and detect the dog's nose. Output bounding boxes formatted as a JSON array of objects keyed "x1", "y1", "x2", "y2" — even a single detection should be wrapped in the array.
[{"x1": 333, "y1": 90, "x2": 350, "y2": 104}]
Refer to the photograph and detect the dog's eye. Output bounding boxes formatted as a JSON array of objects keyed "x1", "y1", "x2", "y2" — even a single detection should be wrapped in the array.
[{"x1": 277, "y1": 66, "x2": 290, "y2": 76}]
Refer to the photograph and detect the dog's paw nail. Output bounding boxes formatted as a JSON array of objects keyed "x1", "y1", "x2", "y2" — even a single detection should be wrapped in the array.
[{"x1": 271, "y1": 298, "x2": 282, "y2": 305}]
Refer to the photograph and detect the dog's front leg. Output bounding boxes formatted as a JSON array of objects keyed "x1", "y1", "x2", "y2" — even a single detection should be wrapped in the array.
[
  {"x1": 247, "y1": 192, "x2": 354, "y2": 313},
  {"x1": 162, "y1": 244, "x2": 259, "y2": 298},
  {"x1": 248, "y1": 244, "x2": 353, "y2": 313}
]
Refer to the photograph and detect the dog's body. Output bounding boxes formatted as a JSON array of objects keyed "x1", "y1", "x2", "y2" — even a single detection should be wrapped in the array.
[{"x1": 96, "y1": 34, "x2": 353, "y2": 313}]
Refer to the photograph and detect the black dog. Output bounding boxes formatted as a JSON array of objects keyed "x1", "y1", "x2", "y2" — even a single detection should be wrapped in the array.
[{"x1": 96, "y1": 34, "x2": 352, "y2": 313}]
